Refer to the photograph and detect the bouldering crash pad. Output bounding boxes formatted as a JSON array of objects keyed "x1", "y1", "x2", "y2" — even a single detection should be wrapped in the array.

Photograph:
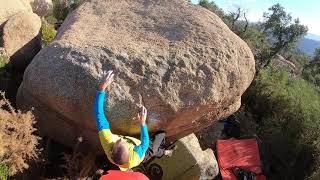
[{"x1": 216, "y1": 139, "x2": 266, "y2": 180}]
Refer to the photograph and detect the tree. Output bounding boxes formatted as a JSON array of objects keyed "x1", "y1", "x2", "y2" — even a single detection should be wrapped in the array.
[
  {"x1": 239, "y1": 25, "x2": 272, "y2": 70},
  {"x1": 260, "y1": 3, "x2": 308, "y2": 68},
  {"x1": 199, "y1": 1, "x2": 248, "y2": 35},
  {"x1": 314, "y1": 48, "x2": 320, "y2": 62},
  {"x1": 282, "y1": 49, "x2": 311, "y2": 73},
  {"x1": 198, "y1": 0, "x2": 226, "y2": 21},
  {"x1": 198, "y1": 1, "x2": 270, "y2": 71},
  {"x1": 224, "y1": 7, "x2": 248, "y2": 36},
  {"x1": 198, "y1": 2, "x2": 307, "y2": 74},
  {"x1": 303, "y1": 48, "x2": 320, "y2": 86}
]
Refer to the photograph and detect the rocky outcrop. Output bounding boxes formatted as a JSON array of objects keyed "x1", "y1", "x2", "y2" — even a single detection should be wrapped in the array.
[
  {"x1": 0, "y1": 0, "x2": 43, "y2": 70},
  {"x1": 17, "y1": 0, "x2": 255, "y2": 151},
  {"x1": 0, "y1": 0, "x2": 32, "y2": 25},
  {"x1": 2, "y1": 11, "x2": 41, "y2": 70},
  {"x1": 273, "y1": 54, "x2": 299, "y2": 74},
  {"x1": 143, "y1": 133, "x2": 219, "y2": 180},
  {"x1": 29, "y1": 0, "x2": 53, "y2": 17},
  {"x1": 196, "y1": 120, "x2": 225, "y2": 150}
]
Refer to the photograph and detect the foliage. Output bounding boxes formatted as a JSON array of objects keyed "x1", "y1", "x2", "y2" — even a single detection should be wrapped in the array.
[
  {"x1": 315, "y1": 48, "x2": 320, "y2": 61},
  {"x1": 198, "y1": 1, "x2": 267, "y2": 70},
  {"x1": 303, "y1": 53, "x2": 320, "y2": 87},
  {"x1": 0, "y1": 53, "x2": 25, "y2": 102},
  {"x1": 240, "y1": 25, "x2": 272, "y2": 65},
  {"x1": 52, "y1": 0, "x2": 83, "y2": 23},
  {"x1": 199, "y1": 2, "x2": 307, "y2": 72},
  {"x1": 260, "y1": 3, "x2": 308, "y2": 68},
  {"x1": 0, "y1": 164, "x2": 9, "y2": 180},
  {"x1": 45, "y1": 15, "x2": 58, "y2": 25},
  {"x1": 0, "y1": 55, "x2": 9, "y2": 69},
  {"x1": 0, "y1": 92, "x2": 40, "y2": 176},
  {"x1": 198, "y1": 0, "x2": 226, "y2": 20},
  {"x1": 282, "y1": 49, "x2": 311, "y2": 71},
  {"x1": 60, "y1": 137, "x2": 96, "y2": 179},
  {"x1": 52, "y1": 0, "x2": 69, "y2": 23},
  {"x1": 198, "y1": 2, "x2": 260, "y2": 68},
  {"x1": 0, "y1": 55, "x2": 10, "y2": 82},
  {"x1": 240, "y1": 67, "x2": 320, "y2": 179},
  {"x1": 41, "y1": 22, "x2": 57, "y2": 46},
  {"x1": 303, "y1": 48, "x2": 320, "y2": 86}
]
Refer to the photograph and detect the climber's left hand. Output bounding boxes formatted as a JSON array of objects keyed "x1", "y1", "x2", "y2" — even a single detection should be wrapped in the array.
[{"x1": 98, "y1": 70, "x2": 114, "y2": 91}]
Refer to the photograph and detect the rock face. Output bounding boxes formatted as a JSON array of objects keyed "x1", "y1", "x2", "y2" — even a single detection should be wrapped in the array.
[
  {"x1": 0, "y1": 0, "x2": 32, "y2": 25},
  {"x1": 2, "y1": 11, "x2": 41, "y2": 70},
  {"x1": 17, "y1": 0, "x2": 255, "y2": 151},
  {"x1": 140, "y1": 133, "x2": 219, "y2": 179},
  {"x1": 273, "y1": 54, "x2": 299, "y2": 74},
  {"x1": 0, "y1": 0, "x2": 42, "y2": 70},
  {"x1": 196, "y1": 120, "x2": 225, "y2": 150},
  {"x1": 29, "y1": 0, "x2": 53, "y2": 17}
]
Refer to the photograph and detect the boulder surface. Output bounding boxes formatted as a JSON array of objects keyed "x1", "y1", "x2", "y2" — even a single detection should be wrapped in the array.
[
  {"x1": 17, "y1": 0, "x2": 255, "y2": 151},
  {"x1": 0, "y1": 0, "x2": 32, "y2": 25},
  {"x1": 2, "y1": 11, "x2": 41, "y2": 70}
]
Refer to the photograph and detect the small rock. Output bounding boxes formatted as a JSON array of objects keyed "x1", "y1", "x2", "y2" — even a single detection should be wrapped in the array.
[
  {"x1": 29, "y1": 0, "x2": 53, "y2": 17},
  {"x1": 148, "y1": 134, "x2": 219, "y2": 180}
]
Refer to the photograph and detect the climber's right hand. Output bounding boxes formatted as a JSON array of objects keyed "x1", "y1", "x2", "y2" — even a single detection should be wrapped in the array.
[{"x1": 98, "y1": 70, "x2": 114, "y2": 91}]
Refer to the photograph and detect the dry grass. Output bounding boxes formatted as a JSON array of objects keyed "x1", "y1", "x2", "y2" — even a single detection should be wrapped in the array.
[
  {"x1": 0, "y1": 92, "x2": 40, "y2": 176},
  {"x1": 60, "y1": 137, "x2": 97, "y2": 179}
]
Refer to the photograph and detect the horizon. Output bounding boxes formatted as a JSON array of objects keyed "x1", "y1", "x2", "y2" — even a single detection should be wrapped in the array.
[{"x1": 191, "y1": 0, "x2": 320, "y2": 37}]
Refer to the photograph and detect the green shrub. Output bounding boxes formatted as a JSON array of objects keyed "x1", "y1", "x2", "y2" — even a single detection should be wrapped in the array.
[
  {"x1": 240, "y1": 67, "x2": 320, "y2": 179},
  {"x1": 0, "y1": 56, "x2": 9, "y2": 69},
  {"x1": 45, "y1": 15, "x2": 58, "y2": 25},
  {"x1": 41, "y1": 23, "x2": 57, "y2": 46},
  {"x1": 0, "y1": 164, "x2": 9, "y2": 180},
  {"x1": 52, "y1": 0, "x2": 83, "y2": 23},
  {"x1": 303, "y1": 49, "x2": 320, "y2": 86},
  {"x1": 52, "y1": 0, "x2": 69, "y2": 22}
]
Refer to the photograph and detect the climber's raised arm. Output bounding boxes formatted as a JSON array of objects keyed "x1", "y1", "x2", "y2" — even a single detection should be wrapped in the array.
[
  {"x1": 94, "y1": 70, "x2": 114, "y2": 132},
  {"x1": 134, "y1": 106, "x2": 150, "y2": 158}
]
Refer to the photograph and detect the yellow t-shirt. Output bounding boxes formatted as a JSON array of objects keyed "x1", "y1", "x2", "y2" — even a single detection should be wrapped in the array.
[{"x1": 98, "y1": 129, "x2": 145, "y2": 171}]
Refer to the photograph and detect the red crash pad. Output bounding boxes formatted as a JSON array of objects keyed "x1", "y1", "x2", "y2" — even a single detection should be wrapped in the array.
[
  {"x1": 100, "y1": 170, "x2": 149, "y2": 180},
  {"x1": 216, "y1": 139, "x2": 266, "y2": 180}
]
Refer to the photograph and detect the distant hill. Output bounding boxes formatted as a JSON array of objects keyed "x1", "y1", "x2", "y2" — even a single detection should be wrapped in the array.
[
  {"x1": 305, "y1": 33, "x2": 320, "y2": 41},
  {"x1": 298, "y1": 34, "x2": 320, "y2": 56}
]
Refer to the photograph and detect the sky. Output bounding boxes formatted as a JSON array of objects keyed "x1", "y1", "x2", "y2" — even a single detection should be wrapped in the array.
[{"x1": 191, "y1": 0, "x2": 320, "y2": 36}]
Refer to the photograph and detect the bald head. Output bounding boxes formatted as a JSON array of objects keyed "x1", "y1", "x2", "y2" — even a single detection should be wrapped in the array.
[{"x1": 111, "y1": 139, "x2": 129, "y2": 165}]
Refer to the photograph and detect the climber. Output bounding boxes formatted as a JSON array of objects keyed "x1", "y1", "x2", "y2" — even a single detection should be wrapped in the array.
[
  {"x1": 222, "y1": 114, "x2": 241, "y2": 138},
  {"x1": 94, "y1": 70, "x2": 174, "y2": 171}
]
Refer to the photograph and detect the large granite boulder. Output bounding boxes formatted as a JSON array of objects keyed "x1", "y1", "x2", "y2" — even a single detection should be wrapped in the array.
[
  {"x1": 135, "y1": 133, "x2": 219, "y2": 179},
  {"x1": 17, "y1": 0, "x2": 255, "y2": 151},
  {"x1": 0, "y1": 0, "x2": 32, "y2": 25},
  {"x1": 2, "y1": 11, "x2": 41, "y2": 70}
]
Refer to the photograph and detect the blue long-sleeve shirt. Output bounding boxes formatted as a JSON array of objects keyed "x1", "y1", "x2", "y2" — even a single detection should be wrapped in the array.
[{"x1": 93, "y1": 91, "x2": 149, "y2": 170}]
